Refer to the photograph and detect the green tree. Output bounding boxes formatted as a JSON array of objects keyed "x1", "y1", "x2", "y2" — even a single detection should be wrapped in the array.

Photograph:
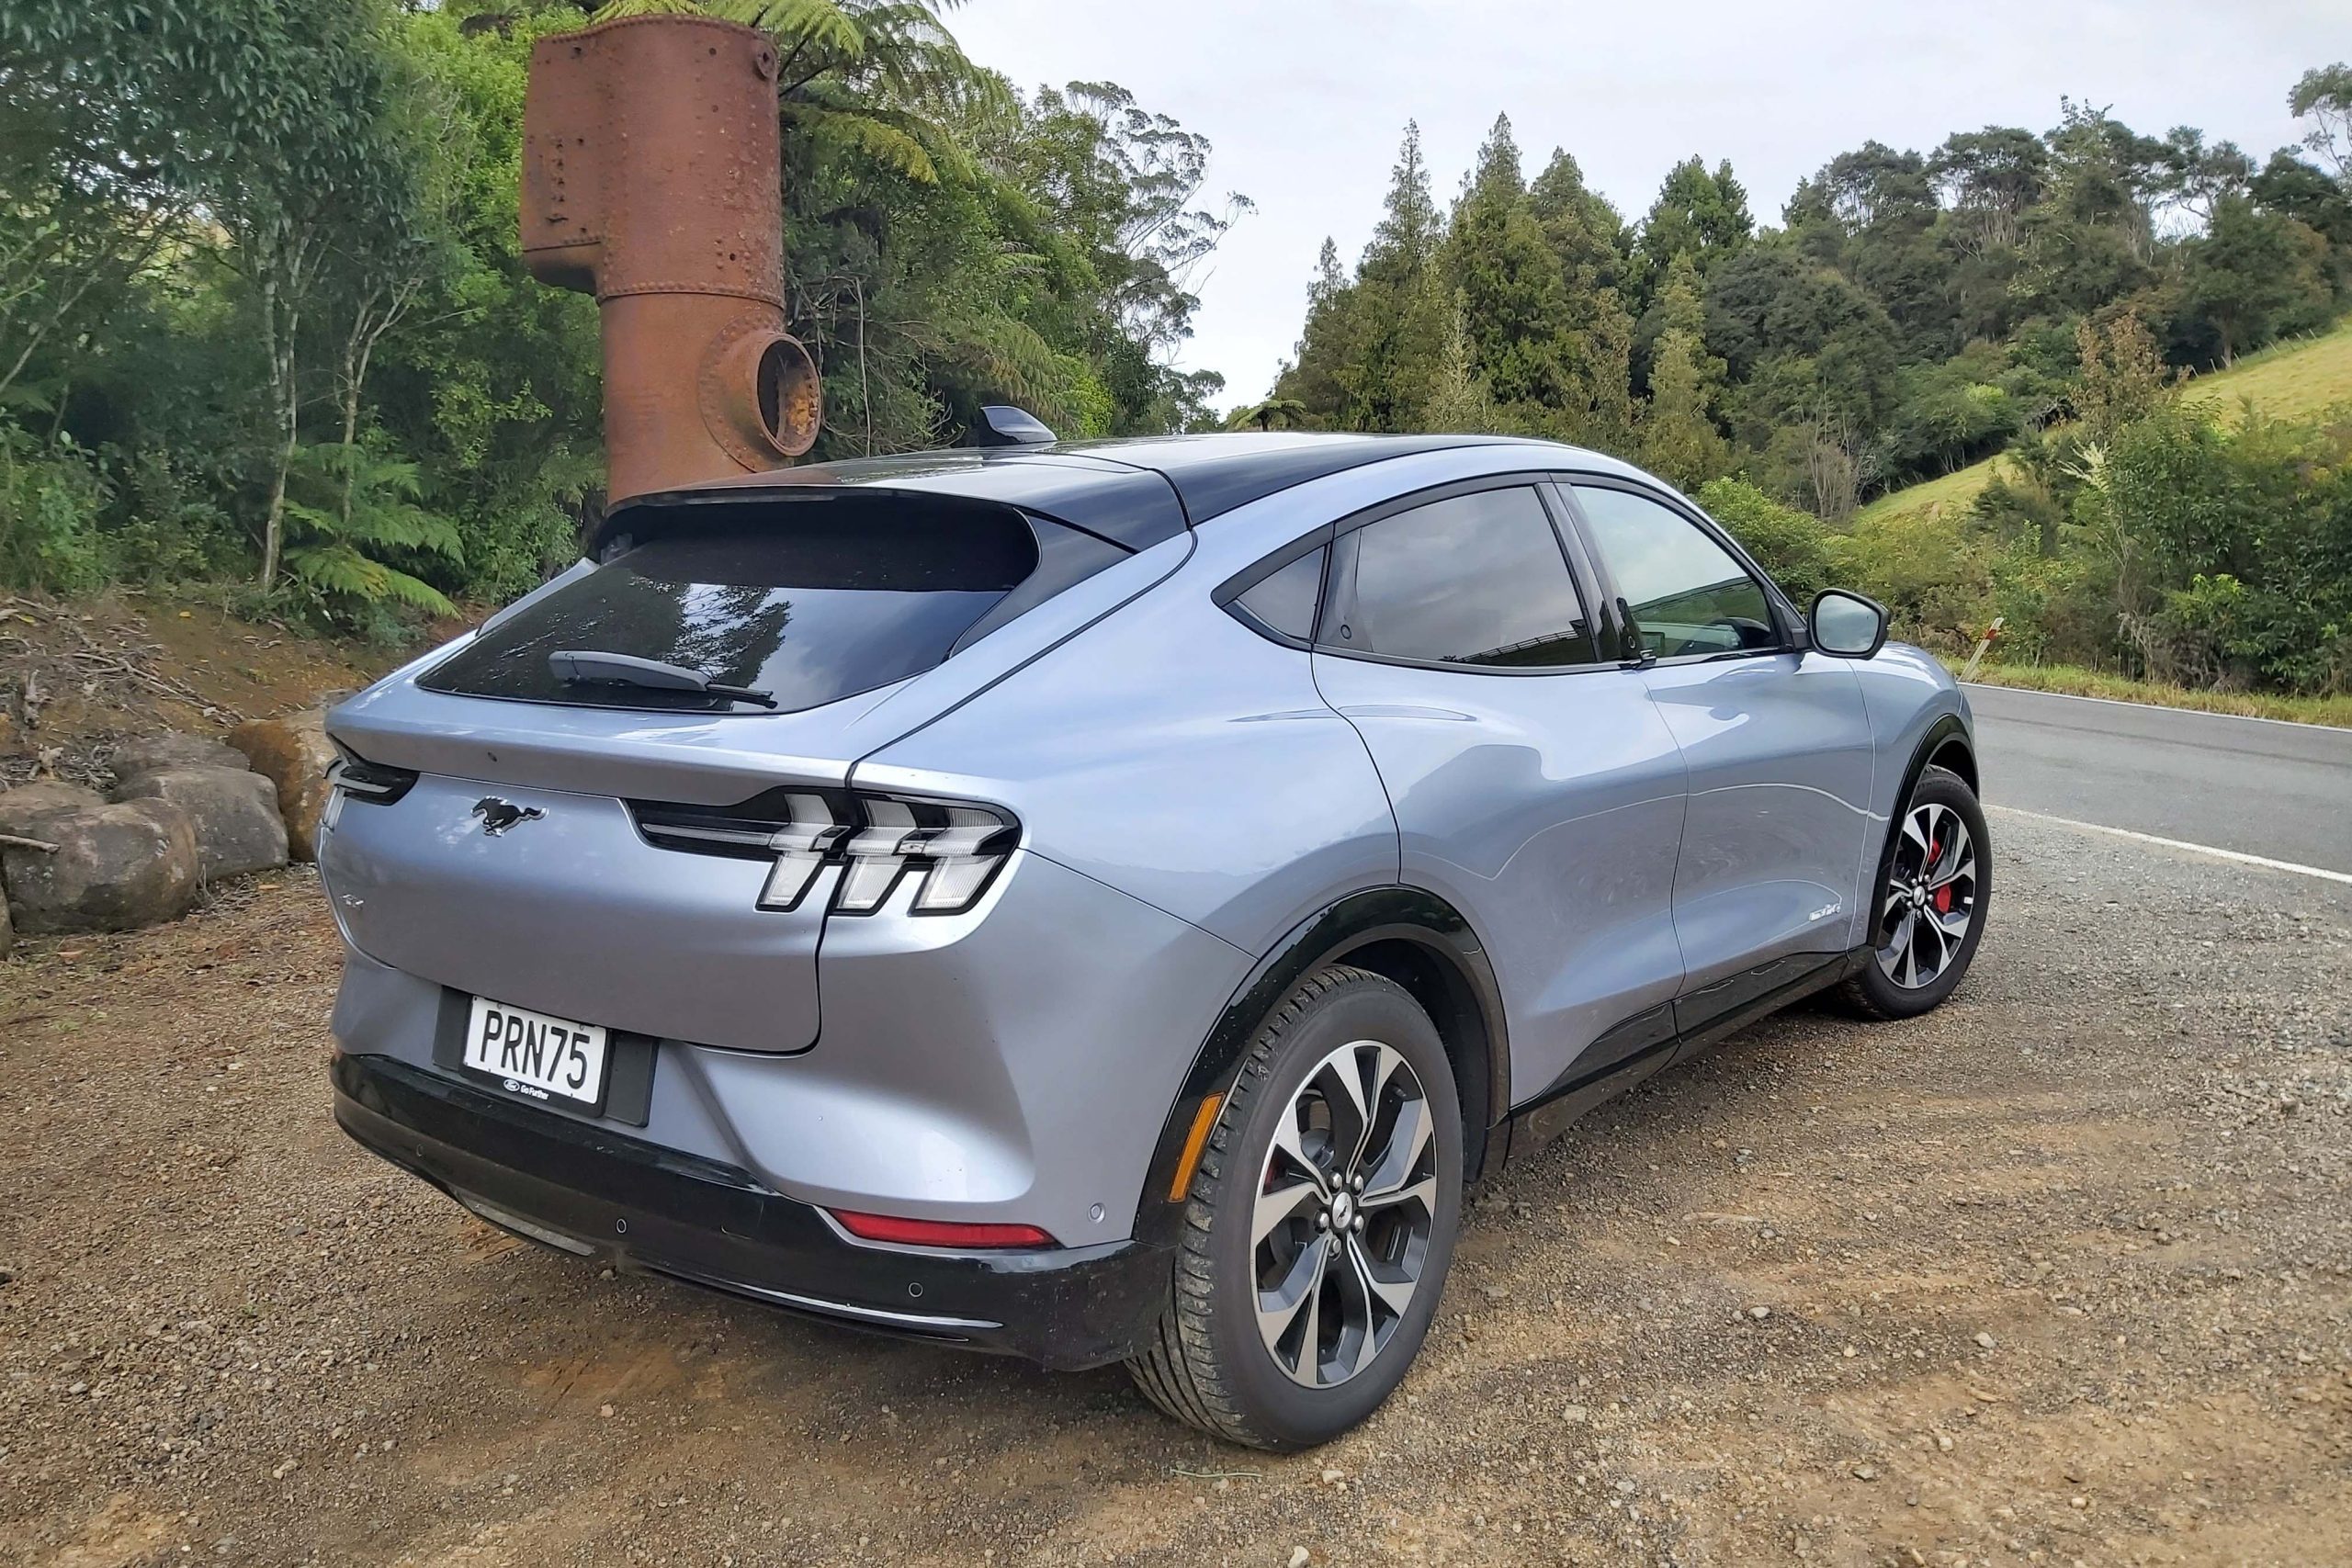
[
  {"x1": 1445, "y1": 115, "x2": 1575, "y2": 409},
  {"x1": 2176, "y1": 196, "x2": 2334, "y2": 367},
  {"x1": 1419, "y1": 298, "x2": 1500, "y2": 434},
  {"x1": 2020, "y1": 100, "x2": 2169, "y2": 317},
  {"x1": 202, "y1": 0, "x2": 429, "y2": 588},
  {"x1": 1226, "y1": 396, "x2": 1309, "y2": 431},
  {"x1": 1632, "y1": 155, "x2": 1751, "y2": 305},
  {"x1": 2251, "y1": 149, "x2": 2352, "y2": 250},
  {"x1": 377, "y1": 6, "x2": 605, "y2": 599},
  {"x1": 1326, "y1": 123, "x2": 1448, "y2": 430},
  {"x1": 1272, "y1": 238, "x2": 1353, "y2": 422},
  {"x1": 2072, "y1": 312, "x2": 2171, "y2": 440},
  {"x1": 2290, "y1": 62, "x2": 2352, "y2": 180},
  {"x1": 1638, "y1": 255, "x2": 1729, "y2": 488},
  {"x1": 1528, "y1": 148, "x2": 1635, "y2": 448}
]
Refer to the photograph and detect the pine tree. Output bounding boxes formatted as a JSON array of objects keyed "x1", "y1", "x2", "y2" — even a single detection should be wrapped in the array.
[
  {"x1": 1633, "y1": 155, "x2": 1753, "y2": 308},
  {"x1": 1528, "y1": 148, "x2": 1635, "y2": 449},
  {"x1": 1638, "y1": 253, "x2": 1730, "y2": 486},
  {"x1": 1529, "y1": 148, "x2": 1626, "y2": 293},
  {"x1": 1655, "y1": 253, "x2": 1718, "y2": 378},
  {"x1": 1581, "y1": 287, "x2": 1636, "y2": 455},
  {"x1": 1445, "y1": 114, "x2": 1575, "y2": 410},
  {"x1": 1334, "y1": 122, "x2": 1450, "y2": 430},
  {"x1": 1273, "y1": 236, "x2": 1355, "y2": 421},
  {"x1": 1639, "y1": 329, "x2": 1729, "y2": 488},
  {"x1": 1421, "y1": 291, "x2": 1500, "y2": 433}
]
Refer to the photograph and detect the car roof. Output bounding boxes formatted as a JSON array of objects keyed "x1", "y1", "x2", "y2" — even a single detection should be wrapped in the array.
[{"x1": 605, "y1": 432, "x2": 1651, "y2": 553}]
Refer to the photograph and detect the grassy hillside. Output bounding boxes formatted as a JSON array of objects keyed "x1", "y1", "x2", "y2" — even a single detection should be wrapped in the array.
[{"x1": 1858, "y1": 315, "x2": 2352, "y2": 531}]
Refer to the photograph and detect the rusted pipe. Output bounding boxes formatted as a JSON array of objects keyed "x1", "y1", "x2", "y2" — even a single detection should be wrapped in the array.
[{"x1": 521, "y1": 14, "x2": 820, "y2": 501}]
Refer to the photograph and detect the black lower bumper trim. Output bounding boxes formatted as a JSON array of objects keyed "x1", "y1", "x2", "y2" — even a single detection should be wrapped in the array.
[{"x1": 331, "y1": 1052, "x2": 1171, "y2": 1371}]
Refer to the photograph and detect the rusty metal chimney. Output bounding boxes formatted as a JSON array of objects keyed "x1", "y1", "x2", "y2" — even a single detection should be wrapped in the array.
[{"x1": 521, "y1": 14, "x2": 821, "y2": 501}]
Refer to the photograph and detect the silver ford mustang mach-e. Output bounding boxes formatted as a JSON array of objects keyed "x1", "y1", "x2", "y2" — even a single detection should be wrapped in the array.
[{"x1": 320, "y1": 430, "x2": 1987, "y2": 1450}]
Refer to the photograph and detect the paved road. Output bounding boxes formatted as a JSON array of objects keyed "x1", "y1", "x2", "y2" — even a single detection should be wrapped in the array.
[{"x1": 1964, "y1": 682, "x2": 2352, "y2": 878}]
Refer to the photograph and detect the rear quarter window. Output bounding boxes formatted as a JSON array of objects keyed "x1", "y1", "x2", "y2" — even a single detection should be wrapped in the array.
[{"x1": 422, "y1": 495, "x2": 1050, "y2": 714}]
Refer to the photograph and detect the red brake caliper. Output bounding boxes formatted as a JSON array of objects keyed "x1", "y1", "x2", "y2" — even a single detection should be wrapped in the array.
[{"x1": 1928, "y1": 838, "x2": 1952, "y2": 912}]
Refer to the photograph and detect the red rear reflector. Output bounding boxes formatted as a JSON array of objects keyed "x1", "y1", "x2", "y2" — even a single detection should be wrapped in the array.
[{"x1": 830, "y1": 1209, "x2": 1057, "y2": 1249}]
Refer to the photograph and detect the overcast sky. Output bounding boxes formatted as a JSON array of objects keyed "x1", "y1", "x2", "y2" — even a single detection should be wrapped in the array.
[{"x1": 948, "y1": 0, "x2": 2344, "y2": 411}]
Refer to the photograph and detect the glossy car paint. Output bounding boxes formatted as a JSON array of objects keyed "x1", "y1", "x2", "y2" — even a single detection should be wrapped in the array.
[
  {"x1": 1311, "y1": 649, "x2": 1688, "y2": 1099},
  {"x1": 323, "y1": 770, "x2": 829, "y2": 1052},
  {"x1": 1635, "y1": 652, "x2": 1876, "y2": 991},
  {"x1": 320, "y1": 435, "x2": 1971, "y2": 1299}
]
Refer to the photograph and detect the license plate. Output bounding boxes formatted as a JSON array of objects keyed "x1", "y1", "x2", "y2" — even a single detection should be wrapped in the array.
[{"x1": 462, "y1": 996, "x2": 608, "y2": 1109}]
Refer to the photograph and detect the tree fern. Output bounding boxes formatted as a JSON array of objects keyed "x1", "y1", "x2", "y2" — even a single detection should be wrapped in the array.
[
  {"x1": 587, "y1": 0, "x2": 997, "y2": 186},
  {"x1": 281, "y1": 441, "x2": 460, "y2": 619}
]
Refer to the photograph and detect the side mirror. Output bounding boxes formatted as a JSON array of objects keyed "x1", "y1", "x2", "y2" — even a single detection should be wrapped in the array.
[{"x1": 1808, "y1": 589, "x2": 1889, "y2": 659}]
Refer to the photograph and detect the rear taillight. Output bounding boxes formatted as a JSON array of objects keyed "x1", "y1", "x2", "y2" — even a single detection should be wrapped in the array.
[
  {"x1": 325, "y1": 753, "x2": 419, "y2": 807},
  {"x1": 629, "y1": 788, "x2": 1018, "y2": 917}
]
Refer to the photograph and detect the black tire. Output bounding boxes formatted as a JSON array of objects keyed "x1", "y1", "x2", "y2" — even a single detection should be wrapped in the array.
[
  {"x1": 1838, "y1": 763, "x2": 1990, "y2": 1020},
  {"x1": 1126, "y1": 964, "x2": 1464, "y2": 1450}
]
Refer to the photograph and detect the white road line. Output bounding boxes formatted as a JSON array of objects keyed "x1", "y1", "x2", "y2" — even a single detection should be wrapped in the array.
[
  {"x1": 1962, "y1": 681, "x2": 2352, "y2": 737},
  {"x1": 1986, "y1": 804, "x2": 2352, "y2": 886}
]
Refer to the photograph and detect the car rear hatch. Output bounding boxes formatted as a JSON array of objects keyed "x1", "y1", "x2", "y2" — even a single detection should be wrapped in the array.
[{"x1": 320, "y1": 487, "x2": 1131, "y2": 1054}]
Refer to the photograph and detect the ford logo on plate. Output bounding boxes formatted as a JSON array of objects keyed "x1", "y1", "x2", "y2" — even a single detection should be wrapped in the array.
[{"x1": 470, "y1": 797, "x2": 544, "y2": 836}]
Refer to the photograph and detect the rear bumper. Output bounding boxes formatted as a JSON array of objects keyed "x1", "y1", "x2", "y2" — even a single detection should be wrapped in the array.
[{"x1": 331, "y1": 1052, "x2": 1172, "y2": 1371}]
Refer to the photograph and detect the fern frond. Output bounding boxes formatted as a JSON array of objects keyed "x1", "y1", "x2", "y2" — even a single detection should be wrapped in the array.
[
  {"x1": 707, "y1": 0, "x2": 865, "y2": 58},
  {"x1": 589, "y1": 0, "x2": 706, "y2": 19},
  {"x1": 287, "y1": 542, "x2": 457, "y2": 615},
  {"x1": 338, "y1": 504, "x2": 464, "y2": 562},
  {"x1": 786, "y1": 103, "x2": 937, "y2": 182}
]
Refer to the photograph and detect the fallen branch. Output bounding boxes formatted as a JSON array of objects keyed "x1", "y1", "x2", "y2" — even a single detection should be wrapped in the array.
[{"x1": 0, "y1": 832, "x2": 61, "y2": 852}]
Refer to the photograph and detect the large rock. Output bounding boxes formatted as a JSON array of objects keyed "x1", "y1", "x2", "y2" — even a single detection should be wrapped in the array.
[
  {"x1": 0, "y1": 798, "x2": 199, "y2": 934},
  {"x1": 229, "y1": 708, "x2": 337, "y2": 862},
  {"x1": 0, "y1": 875, "x2": 11, "y2": 953},
  {"x1": 0, "y1": 780, "x2": 105, "y2": 837},
  {"x1": 110, "y1": 731, "x2": 251, "y2": 783},
  {"x1": 110, "y1": 766, "x2": 288, "y2": 882}
]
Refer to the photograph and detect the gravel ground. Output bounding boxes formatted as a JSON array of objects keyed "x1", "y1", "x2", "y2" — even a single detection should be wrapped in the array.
[{"x1": 3, "y1": 814, "x2": 2348, "y2": 1567}]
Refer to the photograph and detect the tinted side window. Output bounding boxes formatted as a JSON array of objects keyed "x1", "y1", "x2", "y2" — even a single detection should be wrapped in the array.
[
  {"x1": 1573, "y1": 485, "x2": 1776, "y2": 660},
  {"x1": 1332, "y1": 488, "x2": 1596, "y2": 668},
  {"x1": 1232, "y1": 547, "x2": 1326, "y2": 640}
]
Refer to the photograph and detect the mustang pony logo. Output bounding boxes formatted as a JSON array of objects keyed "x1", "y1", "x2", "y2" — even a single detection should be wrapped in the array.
[{"x1": 470, "y1": 797, "x2": 544, "y2": 836}]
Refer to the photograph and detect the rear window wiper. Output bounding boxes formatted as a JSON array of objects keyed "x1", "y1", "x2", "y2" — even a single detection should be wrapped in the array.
[{"x1": 547, "y1": 649, "x2": 778, "y2": 708}]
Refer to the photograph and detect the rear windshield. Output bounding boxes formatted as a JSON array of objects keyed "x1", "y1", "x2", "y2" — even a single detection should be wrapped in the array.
[{"x1": 421, "y1": 498, "x2": 1038, "y2": 714}]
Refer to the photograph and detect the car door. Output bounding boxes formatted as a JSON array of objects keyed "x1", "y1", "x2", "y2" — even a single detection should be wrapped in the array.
[
  {"x1": 1305, "y1": 479, "x2": 1689, "y2": 1106},
  {"x1": 1562, "y1": 479, "x2": 1876, "y2": 1020}
]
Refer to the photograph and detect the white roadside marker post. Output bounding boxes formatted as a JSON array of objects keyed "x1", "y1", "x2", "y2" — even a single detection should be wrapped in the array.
[{"x1": 1960, "y1": 615, "x2": 2004, "y2": 682}]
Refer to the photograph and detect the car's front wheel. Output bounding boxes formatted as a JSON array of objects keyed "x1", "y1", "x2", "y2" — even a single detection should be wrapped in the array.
[
  {"x1": 1127, "y1": 964, "x2": 1463, "y2": 1450},
  {"x1": 1838, "y1": 763, "x2": 1990, "y2": 1019}
]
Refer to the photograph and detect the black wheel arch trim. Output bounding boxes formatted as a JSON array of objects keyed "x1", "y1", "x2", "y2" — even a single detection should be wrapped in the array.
[
  {"x1": 1872, "y1": 712, "x2": 1980, "y2": 904},
  {"x1": 1135, "y1": 886, "x2": 1510, "y2": 1249}
]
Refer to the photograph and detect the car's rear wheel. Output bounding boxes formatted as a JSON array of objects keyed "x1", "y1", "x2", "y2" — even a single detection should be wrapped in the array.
[
  {"x1": 1838, "y1": 763, "x2": 1989, "y2": 1020},
  {"x1": 1127, "y1": 964, "x2": 1462, "y2": 1450}
]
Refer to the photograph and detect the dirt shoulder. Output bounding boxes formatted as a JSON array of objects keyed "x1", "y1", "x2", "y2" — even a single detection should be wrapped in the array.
[
  {"x1": 2, "y1": 815, "x2": 2348, "y2": 1567},
  {"x1": 0, "y1": 592, "x2": 401, "y2": 790}
]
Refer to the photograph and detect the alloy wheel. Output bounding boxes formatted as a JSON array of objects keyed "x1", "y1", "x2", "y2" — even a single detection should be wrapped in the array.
[
  {"x1": 1876, "y1": 800, "x2": 1979, "y2": 988},
  {"x1": 1252, "y1": 1039, "x2": 1440, "y2": 1388}
]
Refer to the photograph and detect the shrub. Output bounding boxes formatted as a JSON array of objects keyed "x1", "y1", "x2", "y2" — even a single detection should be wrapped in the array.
[
  {"x1": 0, "y1": 430, "x2": 110, "y2": 593},
  {"x1": 2086, "y1": 401, "x2": 2352, "y2": 692},
  {"x1": 1840, "y1": 506, "x2": 1997, "y2": 652},
  {"x1": 1692, "y1": 477, "x2": 1842, "y2": 604},
  {"x1": 1985, "y1": 542, "x2": 2110, "y2": 667}
]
